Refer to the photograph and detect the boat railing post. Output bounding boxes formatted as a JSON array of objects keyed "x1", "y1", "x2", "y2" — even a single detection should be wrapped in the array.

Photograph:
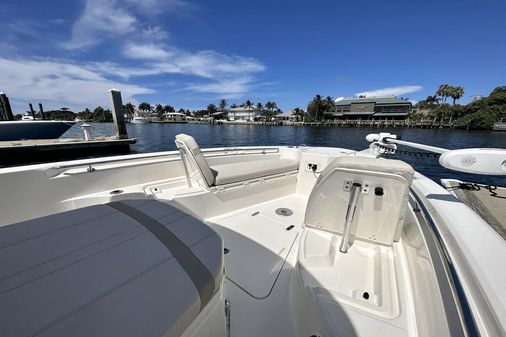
[
  {"x1": 340, "y1": 183, "x2": 362, "y2": 253},
  {"x1": 81, "y1": 123, "x2": 92, "y2": 141},
  {"x1": 109, "y1": 89, "x2": 128, "y2": 139}
]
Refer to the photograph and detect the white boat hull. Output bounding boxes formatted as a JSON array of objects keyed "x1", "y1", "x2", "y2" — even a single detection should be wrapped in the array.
[
  {"x1": 131, "y1": 117, "x2": 150, "y2": 124},
  {"x1": 0, "y1": 143, "x2": 503, "y2": 337}
]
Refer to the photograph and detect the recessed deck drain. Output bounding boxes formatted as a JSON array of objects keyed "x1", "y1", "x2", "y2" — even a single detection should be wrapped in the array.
[{"x1": 275, "y1": 208, "x2": 293, "y2": 216}]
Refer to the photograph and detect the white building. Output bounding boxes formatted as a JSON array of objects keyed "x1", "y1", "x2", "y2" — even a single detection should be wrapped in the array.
[
  {"x1": 227, "y1": 106, "x2": 263, "y2": 121},
  {"x1": 163, "y1": 112, "x2": 187, "y2": 123},
  {"x1": 275, "y1": 110, "x2": 299, "y2": 122}
]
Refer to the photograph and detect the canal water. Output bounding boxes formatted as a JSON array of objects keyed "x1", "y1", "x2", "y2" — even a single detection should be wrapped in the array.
[{"x1": 63, "y1": 123, "x2": 506, "y2": 186}]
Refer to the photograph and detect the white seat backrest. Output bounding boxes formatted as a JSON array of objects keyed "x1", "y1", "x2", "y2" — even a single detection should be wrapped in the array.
[
  {"x1": 175, "y1": 134, "x2": 216, "y2": 187},
  {"x1": 304, "y1": 156, "x2": 414, "y2": 246}
]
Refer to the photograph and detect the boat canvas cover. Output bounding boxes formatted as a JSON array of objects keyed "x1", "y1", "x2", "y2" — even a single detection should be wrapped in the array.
[{"x1": 0, "y1": 199, "x2": 223, "y2": 337}]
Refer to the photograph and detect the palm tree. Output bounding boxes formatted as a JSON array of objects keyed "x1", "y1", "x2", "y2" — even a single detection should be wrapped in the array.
[
  {"x1": 256, "y1": 102, "x2": 263, "y2": 111},
  {"x1": 138, "y1": 102, "x2": 152, "y2": 116},
  {"x1": 219, "y1": 99, "x2": 228, "y2": 112},
  {"x1": 154, "y1": 104, "x2": 164, "y2": 118},
  {"x1": 243, "y1": 100, "x2": 253, "y2": 110},
  {"x1": 324, "y1": 96, "x2": 334, "y2": 117},
  {"x1": 307, "y1": 95, "x2": 324, "y2": 121},
  {"x1": 292, "y1": 107, "x2": 305, "y2": 121},
  {"x1": 264, "y1": 101, "x2": 278, "y2": 112},
  {"x1": 164, "y1": 105, "x2": 175, "y2": 113},
  {"x1": 207, "y1": 104, "x2": 217, "y2": 116},
  {"x1": 425, "y1": 95, "x2": 440, "y2": 107},
  {"x1": 123, "y1": 102, "x2": 135, "y2": 119},
  {"x1": 450, "y1": 86, "x2": 465, "y2": 105},
  {"x1": 436, "y1": 84, "x2": 451, "y2": 103},
  {"x1": 262, "y1": 101, "x2": 278, "y2": 122}
]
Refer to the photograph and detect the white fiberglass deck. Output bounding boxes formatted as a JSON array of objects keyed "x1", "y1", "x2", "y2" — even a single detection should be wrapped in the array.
[{"x1": 206, "y1": 194, "x2": 307, "y2": 298}]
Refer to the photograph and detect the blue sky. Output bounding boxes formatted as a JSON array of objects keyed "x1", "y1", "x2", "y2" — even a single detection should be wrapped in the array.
[{"x1": 0, "y1": 0, "x2": 505, "y2": 113}]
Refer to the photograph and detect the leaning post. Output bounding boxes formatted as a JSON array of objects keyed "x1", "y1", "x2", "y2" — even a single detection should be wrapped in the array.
[
  {"x1": 108, "y1": 89, "x2": 128, "y2": 139},
  {"x1": 0, "y1": 92, "x2": 15, "y2": 120}
]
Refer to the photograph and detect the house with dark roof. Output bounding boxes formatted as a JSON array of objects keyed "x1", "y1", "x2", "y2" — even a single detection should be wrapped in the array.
[{"x1": 325, "y1": 96, "x2": 412, "y2": 120}]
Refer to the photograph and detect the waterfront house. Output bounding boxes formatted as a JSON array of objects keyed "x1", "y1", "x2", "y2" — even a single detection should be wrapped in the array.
[
  {"x1": 227, "y1": 106, "x2": 263, "y2": 121},
  {"x1": 275, "y1": 110, "x2": 298, "y2": 122},
  {"x1": 163, "y1": 112, "x2": 187, "y2": 123},
  {"x1": 325, "y1": 96, "x2": 412, "y2": 120}
]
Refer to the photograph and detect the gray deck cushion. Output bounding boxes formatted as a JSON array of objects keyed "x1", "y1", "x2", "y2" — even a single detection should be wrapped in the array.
[
  {"x1": 0, "y1": 199, "x2": 223, "y2": 337},
  {"x1": 212, "y1": 158, "x2": 299, "y2": 185},
  {"x1": 176, "y1": 134, "x2": 216, "y2": 186}
]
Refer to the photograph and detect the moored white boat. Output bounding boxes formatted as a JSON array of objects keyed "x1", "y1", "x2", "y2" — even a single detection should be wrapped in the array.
[
  {"x1": 131, "y1": 114, "x2": 150, "y2": 123},
  {"x1": 0, "y1": 133, "x2": 504, "y2": 337}
]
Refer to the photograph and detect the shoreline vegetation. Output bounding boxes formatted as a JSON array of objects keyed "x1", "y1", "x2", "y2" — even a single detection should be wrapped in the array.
[{"x1": 13, "y1": 85, "x2": 505, "y2": 131}]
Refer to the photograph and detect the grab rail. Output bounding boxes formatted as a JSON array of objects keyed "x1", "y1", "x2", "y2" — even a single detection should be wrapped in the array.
[
  {"x1": 52, "y1": 146, "x2": 282, "y2": 170},
  {"x1": 409, "y1": 192, "x2": 481, "y2": 337}
]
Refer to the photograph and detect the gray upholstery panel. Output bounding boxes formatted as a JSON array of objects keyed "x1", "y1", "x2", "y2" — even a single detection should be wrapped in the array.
[
  {"x1": 176, "y1": 134, "x2": 216, "y2": 186},
  {"x1": 0, "y1": 199, "x2": 223, "y2": 337},
  {"x1": 212, "y1": 158, "x2": 299, "y2": 185}
]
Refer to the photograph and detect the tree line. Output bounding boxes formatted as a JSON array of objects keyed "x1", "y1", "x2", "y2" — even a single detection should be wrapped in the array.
[
  {"x1": 414, "y1": 85, "x2": 505, "y2": 129},
  {"x1": 202, "y1": 99, "x2": 282, "y2": 120}
]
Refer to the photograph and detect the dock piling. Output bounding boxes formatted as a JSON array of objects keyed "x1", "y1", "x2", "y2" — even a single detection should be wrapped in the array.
[
  {"x1": 29, "y1": 103, "x2": 36, "y2": 119},
  {"x1": 0, "y1": 92, "x2": 14, "y2": 121},
  {"x1": 38, "y1": 103, "x2": 45, "y2": 120},
  {"x1": 109, "y1": 89, "x2": 128, "y2": 139}
]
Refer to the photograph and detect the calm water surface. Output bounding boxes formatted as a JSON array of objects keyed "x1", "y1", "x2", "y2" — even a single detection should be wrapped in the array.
[{"x1": 63, "y1": 123, "x2": 506, "y2": 186}]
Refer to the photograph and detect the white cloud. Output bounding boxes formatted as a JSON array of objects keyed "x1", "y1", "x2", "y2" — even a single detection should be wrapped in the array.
[
  {"x1": 186, "y1": 77, "x2": 255, "y2": 98},
  {"x1": 355, "y1": 85, "x2": 423, "y2": 97},
  {"x1": 62, "y1": 0, "x2": 191, "y2": 50},
  {"x1": 121, "y1": 44, "x2": 265, "y2": 79},
  {"x1": 0, "y1": 58, "x2": 154, "y2": 112},
  {"x1": 62, "y1": 0, "x2": 138, "y2": 50},
  {"x1": 5, "y1": 0, "x2": 265, "y2": 107},
  {"x1": 122, "y1": 43, "x2": 173, "y2": 60}
]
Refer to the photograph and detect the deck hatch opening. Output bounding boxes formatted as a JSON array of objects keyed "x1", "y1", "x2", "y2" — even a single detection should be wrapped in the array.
[{"x1": 275, "y1": 208, "x2": 293, "y2": 216}]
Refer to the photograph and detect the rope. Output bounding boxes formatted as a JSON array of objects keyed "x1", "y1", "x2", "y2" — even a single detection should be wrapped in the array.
[{"x1": 447, "y1": 182, "x2": 506, "y2": 199}]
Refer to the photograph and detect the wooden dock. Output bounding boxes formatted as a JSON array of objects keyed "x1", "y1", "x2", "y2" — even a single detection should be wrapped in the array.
[
  {"x1": 442, "y1": 179, "x2": 506, "y2": 240},
  {"x1": 0, "y1": 137, "x2": 136, "y2": 167}
]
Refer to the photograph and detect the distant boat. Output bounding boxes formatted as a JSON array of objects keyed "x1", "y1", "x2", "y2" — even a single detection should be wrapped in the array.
[
  {"x1": 131, "y1": 114, "x2": 150, "y2": 124},
  {"x1": 492, "y1": 121, "x2": 506, "y2": 131},
  {"x1": 0, "y1": 120, "x2": 75, "y2": 141}
]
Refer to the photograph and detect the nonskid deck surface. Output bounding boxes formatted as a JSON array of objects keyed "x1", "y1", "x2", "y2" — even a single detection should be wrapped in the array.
[
  {"x1": 199, "y1": 193, "x2": 414, "y2": 337},
  {"x1": 205, "y1": 194, "x2": 307, "y2": 298}
]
